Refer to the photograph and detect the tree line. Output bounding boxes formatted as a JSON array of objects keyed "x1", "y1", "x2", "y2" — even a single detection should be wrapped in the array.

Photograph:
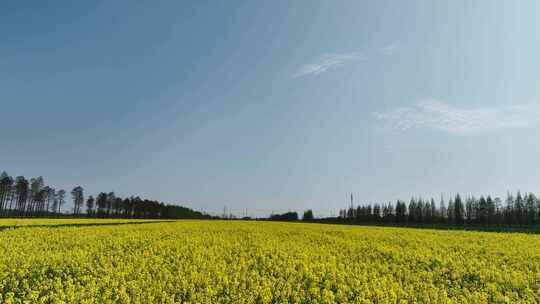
[
  {"x1": 266, "y1": 210, "x2": 313, "y2": 222},
  {"x1": 336, "y1": 192, "x2": 540, "y2": 227},
  {"x1": 269, "y1": 211, "x2": 299, "y2": 221},
  {"x1": 0, "y1": 171, "x2": 209, "y2": 219}
]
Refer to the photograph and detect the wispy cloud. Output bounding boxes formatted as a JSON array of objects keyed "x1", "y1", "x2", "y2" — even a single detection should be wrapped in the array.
[
  {"x1": 379, "y1": 43, "x2": 399, "y2": 54},
  {"x1": 293, "y1": 44, "x2": 401, "y2": 78},
  {"x1": 293, "y1": 52, "x2": 364, "y2": 78},
  {"x1": 373, "y1": 100, "x2": 540, "y2": 135}
]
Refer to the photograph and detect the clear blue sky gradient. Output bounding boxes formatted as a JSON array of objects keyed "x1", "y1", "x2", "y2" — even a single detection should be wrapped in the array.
[{"x1": 2, "y1": 1, "x2": 540, "y2": 217}]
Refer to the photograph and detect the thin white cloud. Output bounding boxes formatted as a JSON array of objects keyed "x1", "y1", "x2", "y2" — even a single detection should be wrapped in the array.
[
  {"x1": 379, "y1": 43, "x2": 399, "y2": 54},
  {"x1": 373, "y1": 100, "x2": 540, "y2": 135},
  {"x1": 293, "y1": 52, "x2": 364, "y2": 78}
]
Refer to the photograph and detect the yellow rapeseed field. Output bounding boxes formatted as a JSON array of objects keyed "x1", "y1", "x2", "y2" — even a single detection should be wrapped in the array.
[
  {"x1": 0, "y1": 220, "x2": 538, "y2": 303},
  {"x1": 0, "y1": 218, "x2": 164, "y2": 228}
]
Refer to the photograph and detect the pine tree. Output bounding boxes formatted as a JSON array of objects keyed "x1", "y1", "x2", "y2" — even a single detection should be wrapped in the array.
[
  {"x1": 478, "y1": 196, "x2": 488, "y2": 224},
  {"x1": 56, "y1": 189, "x2": 66, "y2": 215},
  {"x1": 86, "y1": 195, "x2": 95, "y2": 216},
  {"x1": 454, "y1": 194, "x2": 464, "y2": 224},
  {"x1": 71, "y1": 186, "x2": 84, "y2": 215},
  {"x1": 486, "y1": 196, "x2": 495, "y2": 225},
  {"x1": 302, "y1": 210, "x2": 314, "y2": 221},
  {"x1": 447, "y1": 199, "x2": 454, "y2": 224},
  {"x1": 515, "y1": 191, "x2": 524, "y2": 226}
]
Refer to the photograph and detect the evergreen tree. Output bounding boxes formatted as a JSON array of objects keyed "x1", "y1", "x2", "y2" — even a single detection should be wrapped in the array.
[
  {"x1": 439, "y1": 197, "x2": 447, "y2": 224},
  {"x1": 86, "y1": 195, "x2": 95, "y2": 216},
  {"x1": 56, "y1": 189, "x2": 66, "y2": 214},
  {"x1": 515, "y1": 191, "x2": 524, "y2": 226},
  {"x1": 465, "y1": 197, "x2": 474, "y2": 224},
  {"x1": 478, "y1": 196, "x2": 488, "y2": 224},
  {"x1": 525, "y1": 193, "x2": 536, "y2": 225},
  {"x1": 0, "y1": 172, "x2": 14, "y2": 215},
  {"x1": 373, "y1": 204, "x2": 381, "y2": 222},
  {"x1": 96, "y1": 192, "x2": 108, "y2": 217},
  {"x1": 486, "y1": 196, "x2": 496, "y2": 225},
  {"x1": 71, "y1": 186, "x2": 84, "y2": 215},
  {"x1": 447, "y1": 199, "x2": 454, "y2": 224},
  {"x1": 302, "y1": 209, "x2": 314, "y2": 221},
  {"x1": 408, "y1": 198, "x2": 417, "y2": 223},
  {"x1": 454, "y1": 194, "x2": 464, "y2": 224},
  {"x1": 430, "y1": 198, "x2": 437, "y2": 223}
]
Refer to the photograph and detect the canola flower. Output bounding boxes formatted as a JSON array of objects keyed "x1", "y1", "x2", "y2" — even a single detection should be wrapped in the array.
[
  {"x1": 0, "y1": 218, "x2": 165, "y2": 228},
  {"x1": 0, "y1": 220, "x2": 538, "y2": 303}
]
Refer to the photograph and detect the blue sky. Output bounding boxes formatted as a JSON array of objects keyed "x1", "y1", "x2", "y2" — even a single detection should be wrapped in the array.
[{"x1": 2, "y1": 1, "x2": 540, "y2": 217}]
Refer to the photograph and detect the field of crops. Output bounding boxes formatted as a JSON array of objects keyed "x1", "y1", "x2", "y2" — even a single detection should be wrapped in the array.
[
  {"x1": 0, "y1": 218, "x2": 165, "y2": 228},
  {"x1": 0, "y1": 220, "x2": 538, "y2": 303}
]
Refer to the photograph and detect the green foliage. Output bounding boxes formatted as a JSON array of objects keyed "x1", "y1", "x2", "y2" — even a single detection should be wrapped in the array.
[
  {"x1": 269, "y1": 211, "x2": 298, "y2": 221},
  {"x1": 302, "y1": 209, "x2": 314, "y2": 221},
  {"x1": 0, "y1": 171, "x2": 209, "y2": 220}
]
